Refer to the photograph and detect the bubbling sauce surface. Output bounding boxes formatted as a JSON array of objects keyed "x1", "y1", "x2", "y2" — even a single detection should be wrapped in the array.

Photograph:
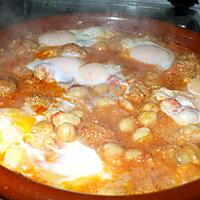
[{"x1": 0, "y1": 25, "x2": 200, "y2": 196}]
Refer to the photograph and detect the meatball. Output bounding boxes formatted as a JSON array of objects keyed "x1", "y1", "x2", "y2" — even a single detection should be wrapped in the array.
[
  {"x1": 61, "y1": 43, "x2": 87, "y2": 59},
  {"x1": 125, "y1": 79, "x2": 151, "y2": 105},
  {"x1": 176, "y1": 53, "x2": 200, "y2": 78},
  {"x1": 35, "y1": 43, "x2": 87, "y2": 60},
  {"x1": 164, "y1": 53, "x2": 200, "y2": 88},
  {"x1": 24, "y1": 94, "x2": 58, "y2": 113},
  {"x1": 0, "y1": 79, "x2": 17, "y2": 97},
  {"x1": 9, "y1": 39, "x2": 38, "y2": 56}
]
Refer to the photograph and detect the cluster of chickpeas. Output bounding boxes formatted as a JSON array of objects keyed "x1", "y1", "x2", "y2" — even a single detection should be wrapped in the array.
[
  {"x1": 163, "y1": 142, "x2": 200, "y2": 167},
  {"x1": 117, "y1": 102, "x2": 159, "y2": 141},
  {"x1": 26, "y1": 65, "x2": 162, "y2": 164},
  {"x1": 62, "y1": 83, "x2": 160, "y2": 157},
  {"x1": 25, "y1": 109, "x2": 84, "y2": 154},
  {"x1": 64, "y1": 82, "x2": 150, "y2": 112},
  {"x1": 64, "y1": 84, "x2": 120, "y2": 108},
  {"x1": 61, "y1": 69, "x2": 160, "y2": 117},
  {"x1": 52, "y1": 78, "x2": 160, "y2": 163},
  {"x1": 98, "y1": 102, "x2": 160, "y2": 165},
  {"x1": 100, "y1": 142, "x2": 143, "y2": 165},
  {"x1": 102, "y1": 101, "x2": 200, "y2": 168}
]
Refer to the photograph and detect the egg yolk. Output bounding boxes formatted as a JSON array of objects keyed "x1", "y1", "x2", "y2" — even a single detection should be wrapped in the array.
[{"x1": 5, "y1": 109, "x2": 36, "y2": 133}]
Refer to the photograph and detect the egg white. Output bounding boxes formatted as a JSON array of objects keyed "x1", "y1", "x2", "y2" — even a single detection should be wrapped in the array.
[
  {"x1": 38, "y1": 31, "x2": 76, "y2": 47},
  {"x1": 39, "y1": 140, "x2": 104, "y2": 180},
  {"x1": 27, "y1": 56, "x2": 125, "y2": 87},
  {"x1": 122, "y1": 38, "x2": 175, "y2": 70},
  {"x1": 38, "y1": 26, "x2": 114, "y2": 48},
  {"x1": 27, "y1": 56, "x2": 84, "y2": 83}
]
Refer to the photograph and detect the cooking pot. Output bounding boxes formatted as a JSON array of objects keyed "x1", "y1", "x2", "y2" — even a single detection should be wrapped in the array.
[{"x1": 0, "y1": 13, "x2": 200, "y2": 200}]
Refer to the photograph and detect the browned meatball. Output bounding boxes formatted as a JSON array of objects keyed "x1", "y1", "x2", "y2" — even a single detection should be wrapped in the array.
[
  {"x1": 35, "y1": 43, "x2": 87, "y2": 60},
  {"x1": 125, "y1": 79, "x2": 151, "y2": 105},
  {"x1": 0, "y1": 79, "x2": 17, "y2": 97},
  {"x1": 60, "y1": 43, "x2": 87, "y2": 59},
  {"x1": 8, "y1": 39, "x2": 38, "y2": 56},
  {"x1": 164, "y1": 53, "x2": 200, "y2": 89},
  {"x1": 24, "y1": 94, "x2": 58, "y2": 113}
]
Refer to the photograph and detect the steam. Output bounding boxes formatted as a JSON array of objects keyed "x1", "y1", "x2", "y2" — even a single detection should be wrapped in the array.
[{"x1": 0, "y1": 0, "x2": 199, "y2": 47}]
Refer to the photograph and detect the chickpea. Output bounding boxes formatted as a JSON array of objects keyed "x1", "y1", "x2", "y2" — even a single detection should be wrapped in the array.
[
  {"x1": 175, "y1": 147, "x2": 200, "y2": 166},
  {"x1": 118, "y1": 116, "x2": 135, "y2": 132},
  {"x1": 138, "y1": 111, "x2": 157, "y2": 126},
  {"x1": 66, "y1": 86, "x2": 89, "y2": 99},
  {"x1": 52, "y1": 112, "x2": 81, "y2": 127},
  {"x1": 187, "y1": 78, "x2": 200, "y2": 95},
  {"x1": 125, "y1": 149, "x2": 142, "y2": 160},
  {"x1": 94, "y1": 97, "x2": 114, "y2": 108},
  {"x1": 71, "y1": 110, "x2": 84, "y2": 118},
  {"x1": 57, "y1": 122, "x2": 76, "y2": 142},
  {"x1": 24, "y1": 134, "x2": 51, "y2": 150},
  {"x1": 102, "y1": 143, "x2": 125, "y2": 158},
  {"x1": 144, "y1": 72, "x2": 161, "y2": 88},
  {"x1": 33, "y1": 65, "x2": 48, "y2": 81},
  {"x1": 118, "y1": 99, "x2": 134, "y2": 111},
  {"x1": 33, "y1": 120, "x2": 54, "y2": 134},
  {"x1": 52, "y1": 112, "x2": 66, "y2": 127},
  {"x1": 180, "y1": 125, "x2": 200, "y2": 137},
  {"x1": 179, "y1": 125, "x2": 200, "y2": 143},
  {"x1": 93, "y1": 84, "x2": 109, "y2": 94},
  {"x1": 132, "y1": 127, "x2": 150, "y2": 141},
  {"x1": 44, "y1": 108, "x2": 61, "y2": 120},
  {"x1": 142, "y1": 102, "x2": 159, "y2": 112},
  {"x1": 176, "y1": 152, "x2": 190, "y2": 166}
]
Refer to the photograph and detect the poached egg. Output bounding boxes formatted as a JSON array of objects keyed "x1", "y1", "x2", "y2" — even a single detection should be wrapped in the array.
[{"x1": 122, "y1": 38, "x2": 175, "y2": 70}]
